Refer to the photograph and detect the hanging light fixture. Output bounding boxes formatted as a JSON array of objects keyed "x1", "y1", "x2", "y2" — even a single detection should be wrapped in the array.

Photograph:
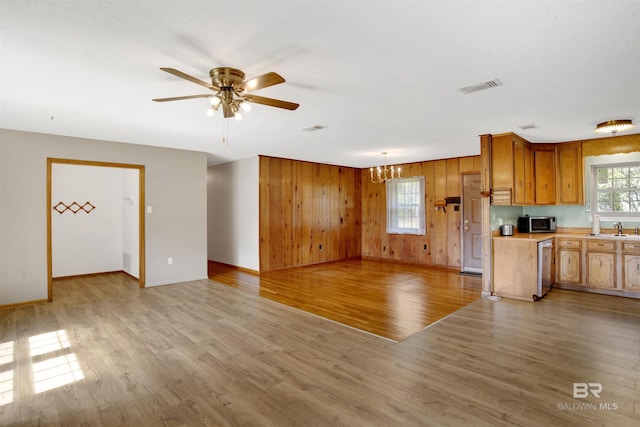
[
  {"x1": 594, "y1": 119, "x2": 635, "y2": 135},
  {"x1": 370, "y1": 152, "x2": 401, "y2": 183}
]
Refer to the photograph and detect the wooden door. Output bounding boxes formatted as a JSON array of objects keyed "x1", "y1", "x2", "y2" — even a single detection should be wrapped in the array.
[
  {"x1": 557, "y1": 142, "x2": 583, "y2": 204},
  {"x1": 587, "y1": 252, "x2": 616, "y2": 288},
  {"x1": 623, "y1": 254, "x2": 640, "y2": 290},
  {"x1": 557, "y1": 249, "x2": 581, "y2": 283},
  {"x1": 462, "y1": 174, "x2": 482, "y2": 272},
  {"x1": 513, "y1": 140, "x2": 526, "y2": 205},
  {"x1": 534, "y1": 149, "x2": 556, "y2": 205}
]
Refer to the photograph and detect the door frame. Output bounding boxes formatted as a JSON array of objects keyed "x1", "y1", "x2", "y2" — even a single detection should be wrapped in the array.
[
  {"x1": 47, "y1": 158, "x2": 146, "y2": 301},
  {"x1": 460, "y1": 172, "x2": 482, "y2": 273}
]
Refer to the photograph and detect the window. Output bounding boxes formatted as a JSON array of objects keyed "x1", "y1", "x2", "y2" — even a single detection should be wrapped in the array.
[
  {"x1": 592, "y1": 162, "x2": 640, "y2": 218},
  {"x1": 386, "y1": 176, "x2": 426, "y2": 235}
]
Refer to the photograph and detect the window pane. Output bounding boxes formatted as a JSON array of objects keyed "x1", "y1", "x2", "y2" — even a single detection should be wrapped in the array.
[
  {"x1": 596, "y1": 168, "x2": 611, "y2": 189},
  {"x1": 597, "y1": 192, "x2": 612, "y2": 212}
]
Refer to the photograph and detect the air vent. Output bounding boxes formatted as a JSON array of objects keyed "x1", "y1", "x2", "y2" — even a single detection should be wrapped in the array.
[
  {"x1": 457, "y1": 79, "x2": 503, "y2": 94},
  {"x1": 302, "y1": 124, "x2": 327, "y2": 132},
  {"x1": 518, "y1": 123, "x2": 537, "y2": 130}
]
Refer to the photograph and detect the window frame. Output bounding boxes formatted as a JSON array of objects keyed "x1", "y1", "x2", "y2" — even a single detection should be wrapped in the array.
[
  {"x1": 385, "y1": 176, "x2": 426, "y2": 235},
  {"x1": 591, "y1": 161, "x2": 640, "y2": 220}
]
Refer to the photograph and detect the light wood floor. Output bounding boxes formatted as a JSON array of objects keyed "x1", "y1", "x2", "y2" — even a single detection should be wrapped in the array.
[
  {"x1": 209, "y1": 259, "x2": 482, "y2": 342},
  {"x1": 1, "y1": 271, "x2": 639, "y2": 426}
]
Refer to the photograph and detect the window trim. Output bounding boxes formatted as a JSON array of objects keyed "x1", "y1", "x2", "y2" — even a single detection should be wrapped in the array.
[
  {"x1": 591, "y1": 161, "x2": 640, "y2": 220},
  {"x1": 385, "y1": 176, "x2": 426, "y2": 235}
]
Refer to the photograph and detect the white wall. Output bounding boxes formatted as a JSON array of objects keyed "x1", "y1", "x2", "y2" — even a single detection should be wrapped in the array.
[
  {"x1": 122, "y1": 168, "x2": 139, "y2": 278},
  {"x1": 51, "y1": 164, "x2": 125, "y2": 277},
  {"x1": 207, "y1": 156, "x2": 259, "y2": 271},
  {"x1": 0, "y1": 129, "x2": 208, "y2": 306}
]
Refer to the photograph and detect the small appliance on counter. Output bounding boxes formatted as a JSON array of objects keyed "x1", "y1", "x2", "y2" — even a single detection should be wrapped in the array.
[
  {"x1": 499, "y1": 224, "x2": 514, "y2": 236},
  {"x1": 517, "y1": 215, "x2": 556, "y2": 233}
]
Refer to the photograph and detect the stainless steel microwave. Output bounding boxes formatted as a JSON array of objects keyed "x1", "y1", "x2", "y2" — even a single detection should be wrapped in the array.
[{"x1": 517, "y1": 215, "x2": 556, "y2": 233}]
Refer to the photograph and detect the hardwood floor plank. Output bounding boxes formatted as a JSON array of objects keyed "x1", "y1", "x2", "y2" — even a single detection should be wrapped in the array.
[
  {"x1": 209, "y1": 259, "x2": 482, "y2": 341},
  {"x1": 1, "y1": 269, "x2": 639, "y2": 426}
]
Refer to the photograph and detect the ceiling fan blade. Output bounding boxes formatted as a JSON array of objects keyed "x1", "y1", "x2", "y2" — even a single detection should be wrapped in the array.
[
  {"x1": 160, "y1": 67, "x2": 216, "y2": 90},
  {"x1": 239, "y1": 72, "x2": 285, "y2": 92},
  {"x1": 222, "y1": 103, "x2": 234, "y2": 118},
  {"x1": 152, "y1": 94, "x2": 212, "y2": 102},
  {"x1": 243, "y1": 94, "x2": 299, "y2": 110}
]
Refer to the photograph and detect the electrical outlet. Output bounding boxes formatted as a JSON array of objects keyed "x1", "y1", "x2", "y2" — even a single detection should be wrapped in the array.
[
  {"x1": 319, "y1": 244, "x2": 322, "y2": 250},
  {"x1": 423, "y1": 244, "x2": 428, "y2": 250},
  {"x1": 168, "y1": 257, "x2": 173, "y2": 265}
]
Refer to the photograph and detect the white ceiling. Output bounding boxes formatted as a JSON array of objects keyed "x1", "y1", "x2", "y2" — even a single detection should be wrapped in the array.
[{"x1": 2, "y1": 0, "x2": 639, "y2": 168}]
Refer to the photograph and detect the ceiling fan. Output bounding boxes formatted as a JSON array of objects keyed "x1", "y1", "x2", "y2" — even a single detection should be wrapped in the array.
[{"x1": 153, "y1": 67, "x2": 299, "y2": 118}]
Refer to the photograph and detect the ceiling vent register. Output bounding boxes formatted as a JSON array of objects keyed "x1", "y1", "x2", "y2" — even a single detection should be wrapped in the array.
[{"x1": 457, "y1": 79, "x2": 503, "y2": 94}]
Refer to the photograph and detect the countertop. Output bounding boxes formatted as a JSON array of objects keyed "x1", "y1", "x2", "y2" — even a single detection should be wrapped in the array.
[{"x1": 493, "y1": 232, "x2": 640, "y2": 242}]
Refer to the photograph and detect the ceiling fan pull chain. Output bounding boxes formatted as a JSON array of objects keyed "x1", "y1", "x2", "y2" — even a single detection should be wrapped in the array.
[{"x1": 222, "y1": 119, "x2": 229, "y2": 149}]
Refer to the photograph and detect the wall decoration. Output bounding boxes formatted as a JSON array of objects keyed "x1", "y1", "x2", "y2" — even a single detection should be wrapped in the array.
[{"x1": 53, "y1": 201, "x2": 96, "y2": 214}]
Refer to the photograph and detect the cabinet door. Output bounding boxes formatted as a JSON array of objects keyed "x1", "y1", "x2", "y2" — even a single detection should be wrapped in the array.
[
  {"x1": 587, "y1": 252, "x2": 616, "y2": 288},
  {"x1": 513, "y1": 140, "x2": 526, "y2": 205},
  {"x1": 558, "y1": 249, "x2": 581, "y2": 283},
  {"x1": 557, "y1": 142, "x2": 583, "y2": 205},
  {"x1": 623, "y1": 254, "x2": 640, "y2": 290},
  {"x1": 524, "y1": 145, "x2": 534, "y2": 205},
  {"x1": 534, "y1": 149, "x2": 556, "y2": 205}
]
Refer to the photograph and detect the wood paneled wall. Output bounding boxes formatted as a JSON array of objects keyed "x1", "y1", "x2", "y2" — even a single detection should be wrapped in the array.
[
  {"x1": 259, "y1": 156, "x2": 361, "y2": 271},
  {"x1": 259, "y1": 154, "x2": 480, "y2": 272},
  {"x1": 361, "y1": 155, "x2": 481, "y2": 269}
]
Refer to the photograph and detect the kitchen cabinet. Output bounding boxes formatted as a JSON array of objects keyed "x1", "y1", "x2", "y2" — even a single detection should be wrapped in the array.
[
  {"x1": 556, "y1": 238, "x2": 581, "y2": 284},
  {"x1": 493, "y1": 236, "x2": 553, "y2": 301},
  {"x1": 533, "y1": 146, "x2": 556, "y2": 205},
  {"x1": 556, "y1": 142, "x2": 583, "y2": 205},
  {"x1": 491, "y1": 133, "x2": 532, "y2": 205},
  {"x1": 586, "y1": 240, "x2": 616, "y2": 288},
  {"x1": 622, "y1": 242, "x2": 640, "y2": 291}
]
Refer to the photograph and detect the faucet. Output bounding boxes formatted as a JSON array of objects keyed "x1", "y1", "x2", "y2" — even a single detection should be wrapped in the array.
[{"x1": 614, "y1": 222, "x2": 623, "y2": 235}]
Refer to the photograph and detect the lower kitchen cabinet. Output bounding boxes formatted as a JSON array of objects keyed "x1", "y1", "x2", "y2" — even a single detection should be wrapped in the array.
[
  {"x1": 622, "y1": 255, "x2": 640, "y2": 290},
  {"x1": 586, "y1": 240, "x2": 616, "y2": 289},
  {"x1": 587, "y1": 252, "x2": 616, "y2": 288},
  {"x1": 622, "y1": 242, "x2": 640, "y2": 291},
  {"x1": 556, "y1": 238, "x2": 581, "y2": 284},
  {"x1": 493, "y1": 237, "x2": 553, "y2": 301}
]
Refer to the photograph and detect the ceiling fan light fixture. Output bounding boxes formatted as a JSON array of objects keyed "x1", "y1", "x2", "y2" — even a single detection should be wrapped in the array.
[
  {"x1": 210, "y1": 96, "x2": 221, "y2": 106},
  {"x1": 240, "y1": 102, "x2": 252, "y2": 112},
  {"x1": 595, "y1": 119, "x2": 635, "y2": 135},
  {"x1": 235, "y1": 112, "x2": 242, "y2": 121},
  {"x1": 206, "y1": 107, "x2": 215, "y2": 117}
]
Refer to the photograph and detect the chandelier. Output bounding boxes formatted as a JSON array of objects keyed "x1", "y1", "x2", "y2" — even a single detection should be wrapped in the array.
[
  {"x1": 370, "y1": 152, "x2": 401, "y2": 183},
  {"x1": 594, "y1": 119, "x2": 635, "y2": 135}
]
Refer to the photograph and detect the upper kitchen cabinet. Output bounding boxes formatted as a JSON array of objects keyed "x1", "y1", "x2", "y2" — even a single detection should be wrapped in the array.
[
  {"x1": 556, "y1": 141, "x2": 583, "y2": 205},
  {"x1": 533, "y1": 144, "x2": 556, "y2": 205},
  {"x1": 491, "y1": 133, "x2": 533, "y2": 205}
]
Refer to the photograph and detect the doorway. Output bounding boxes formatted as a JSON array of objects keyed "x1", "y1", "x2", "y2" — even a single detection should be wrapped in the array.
[
  {"x1": 462, "y1": 173, "x2": 482, "y2": 273},
  {"x1": 46, "y1": 158, "x2": 146, "y2": 301}
]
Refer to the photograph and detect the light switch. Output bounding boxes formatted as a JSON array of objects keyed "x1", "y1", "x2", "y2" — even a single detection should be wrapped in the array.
[{"x1": 147, "y1": 206, "x2": 152, "y2": 214}]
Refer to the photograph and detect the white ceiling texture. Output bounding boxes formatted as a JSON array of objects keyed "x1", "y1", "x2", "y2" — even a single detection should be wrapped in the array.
[{"x1": 2, "y1": 0, "x2": 639, "y2": 168}]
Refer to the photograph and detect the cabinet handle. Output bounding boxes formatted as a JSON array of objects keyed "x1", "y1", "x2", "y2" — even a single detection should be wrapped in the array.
[
  {"x1": 637, "y1": 264, "x2": 639, "y2": 271},
  {"x1": 600, "y1": 260, "x2": 602, "y2": 267}
]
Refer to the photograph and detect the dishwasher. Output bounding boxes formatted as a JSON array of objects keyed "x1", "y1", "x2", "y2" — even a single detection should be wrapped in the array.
[{"x1": 535, "y1": 239, "x2": 554, "y2": 301}]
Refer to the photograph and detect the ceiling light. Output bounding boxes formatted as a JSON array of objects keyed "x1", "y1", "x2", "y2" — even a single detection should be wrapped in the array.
[
  {"x1": 240, "y1": 102, "x2": 252, "y2": 112},
  {"x1": 370, "y1": 152, "x2": 401, "y2": 184},
  {"x1": 595, "y1": 119, "x2": 635, "y2": 135},
  {"x1": 235, "y1": 113, "x2": 242, "y2": 121},
  {"x1": 206, "y1": 107, "x2": 214, "y2": 117},
  {"x1": 210, "y1": 96, "x2": 221, "y2": 106}
]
